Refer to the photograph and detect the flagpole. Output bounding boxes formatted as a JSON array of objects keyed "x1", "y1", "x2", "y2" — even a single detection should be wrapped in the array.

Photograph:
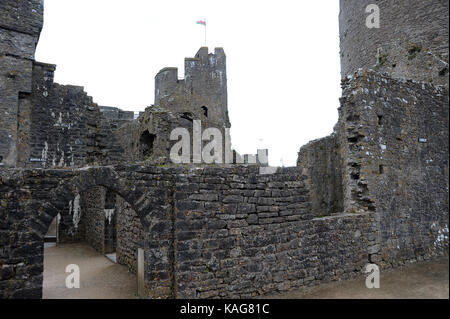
[{"x1": 197, "y1": 19, "x2": 207, "y2": 47}]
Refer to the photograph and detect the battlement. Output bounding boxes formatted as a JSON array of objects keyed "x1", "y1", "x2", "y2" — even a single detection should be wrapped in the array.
[
  {"x1": 154, "y1": 47, "x2": 229, "y2": 127},
  {"x1": 154, "y1": 67, "x2": 180, "y2": 103},
  {"x1": 184, "y1": 47, "x2": 226, "y2": 70},
  {"x1": 185, "y1": 46, "x2": 225, "y2": 60},
  {"x1": 155, "y1": 47, "x2": 226, "y2": 100}
]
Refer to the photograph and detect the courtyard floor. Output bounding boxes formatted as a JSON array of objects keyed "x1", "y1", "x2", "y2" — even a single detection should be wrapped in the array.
[
  {"x1": 44, "y1": 243, "x2": 449, "y2": 299},
  {"x1": 43, "y1": 242, "x2": 138, "y2": 299},
  {"x1": 265, "y1": 257, "x2": 449, "y2": 299}
]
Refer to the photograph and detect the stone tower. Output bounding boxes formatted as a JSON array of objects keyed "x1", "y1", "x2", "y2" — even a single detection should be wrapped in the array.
[
  {"x1": 0, "y1": 0, "x2": 44, "y2": 167},
  {"x1": 154, "y1": 47, "x2": 230, "y2": 128},
  {"x1": 339, "y1": 0, "x2": 449, "y2": 86}
]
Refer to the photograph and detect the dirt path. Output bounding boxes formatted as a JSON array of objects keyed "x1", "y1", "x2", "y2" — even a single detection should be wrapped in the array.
[
  {"x1": 265, "y1": 257, "x2": 449, "y2": 299},
  {"x1": 43, "y1": 242, "x2": 138, "y2": 299}
]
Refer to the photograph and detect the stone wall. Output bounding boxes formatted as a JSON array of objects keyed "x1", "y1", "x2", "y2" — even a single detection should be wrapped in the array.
[
  {"x1": 339, "y1": 0, "x2": 449, "y2": 86},
  {"x1": 337, "y1": 69, "x2": 449, "y2": 266},
  {"x1": 0, "y1": 169, "x2": 45, "y2": 298},
  {"x1": 3, "y1": 161, "x2": 445, "y2": 298},
  {"x1": 81, "y1": 186, "x2": 106, "y2": 254},
  {"x1": 0, "y1": 0, "x2": 43, "y2": 167},
  {"x1": 3, "y1": 58, "x2": 128, "y2": 169},
  {"x1": 1, "y1": 0, "x2": 133, "y2": 251},
  {"x1": 0, "y1": 0, "x2": 44, "y2": 36},
  {"x1": 116, "y1": 196, "x2": 144, "y2": 273},
  {"x1": 116, "y1": 106, "x2": 232, "y2": 164},
  {"x1": 58, "y1": 194, "x2": 85, "y2": 243},
  {"x1": 0, "y1": 165, "x2": 376, "y2": 299},
  {"x1": 116, "y1": 108, "x2": 185, "y2": 163},
  {"x1": 297, "y1": 135, "x2": 344, "y2": 217},
  {"x1": 17, "y1": 62, "x2": 97, "y2": 168},
  {"x1": 1, "y1": 0, "x2": 448, "y2": 300},
  {"x1": 1, "y1": 1, "x2": 128, "y2": 169},
  {"x1": 100, "y1": 106, "x2": 134, "y2": 122},
  {"x1": 16, "y1": 62, "x2": 129, "y2": 169},
  {"x1": 172, "y1": 166, "x2": 373, "y2": 298}
]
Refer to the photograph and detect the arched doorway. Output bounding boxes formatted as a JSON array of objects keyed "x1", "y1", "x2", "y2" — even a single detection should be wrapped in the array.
[
  {"x1": 1, "y1": 166, "x2": 174, "y2": 299},
  {"x1": 43, "y1": 185, "x2": 145, "y2": 299}
]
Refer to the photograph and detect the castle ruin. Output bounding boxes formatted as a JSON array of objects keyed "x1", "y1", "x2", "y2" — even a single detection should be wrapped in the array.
[{"x1": 0, "y1": 0, "x2": 448, "y2": 298}]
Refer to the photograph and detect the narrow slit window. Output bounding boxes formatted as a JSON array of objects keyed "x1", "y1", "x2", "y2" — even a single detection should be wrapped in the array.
[
  {"x1": 201, "y1": 106, "x2": 208, "y2": 118},
  {"x1": 377, "y1": 115, "x2": 383, "y2": 126}
]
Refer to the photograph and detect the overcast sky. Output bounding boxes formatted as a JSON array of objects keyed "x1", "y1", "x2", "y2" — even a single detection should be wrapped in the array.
[{"x1": 35, "y1": 0, "x2": 341, "y2": 167}]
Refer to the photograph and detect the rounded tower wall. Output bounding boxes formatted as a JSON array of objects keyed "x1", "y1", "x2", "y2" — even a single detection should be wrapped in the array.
[{"x1": 339, "y1": 0, "x2": 449, "y2": 86}]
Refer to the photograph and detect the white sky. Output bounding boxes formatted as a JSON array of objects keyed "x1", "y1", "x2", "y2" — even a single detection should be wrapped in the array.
[{"x1": 35, "y1": 0, "x2": 341, "y2": 167}]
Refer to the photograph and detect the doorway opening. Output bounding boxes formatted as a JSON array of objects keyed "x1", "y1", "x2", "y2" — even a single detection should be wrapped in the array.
[
  {"x1": 139, "y1": 130, "x2": 156, "y2": 158},
  {"x1": 42, "y1": 186, "x2": 144, "y2": 299},
  {"x1": 104, "y1": 188, "x2": 117, "y2": 263}
]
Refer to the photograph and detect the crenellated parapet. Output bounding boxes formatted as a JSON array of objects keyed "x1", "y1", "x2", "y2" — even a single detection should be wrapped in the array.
[{"x1": 154, "y1": 47, "x2": 229, "y2": 128}]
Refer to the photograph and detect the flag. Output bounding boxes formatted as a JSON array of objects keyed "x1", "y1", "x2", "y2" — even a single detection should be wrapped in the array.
[{"x1": 196, "y1": 20, "x2": 206, "y2": 26}]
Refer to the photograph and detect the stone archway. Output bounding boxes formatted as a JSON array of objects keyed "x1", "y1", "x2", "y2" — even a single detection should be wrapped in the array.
[
  {"x1": 43, "y1": 184, "x2": 142, "y2": 298},
  {"x1": 0, "y1": 166, "x2": 175, "y2": 299}
]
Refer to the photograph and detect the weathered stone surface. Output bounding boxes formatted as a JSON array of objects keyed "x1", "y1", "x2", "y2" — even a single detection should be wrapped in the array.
[
  {"x1": 115, "y1": 196, "x2": 144, "y2": 273},
  {"x1": 298, "y1": 68, "x2": 449, "y2": 273},
  {"x1": 0, "y1": 164, "x2": 377, "y2": 299},
  {"x1": 337, "y1": 69, "x2": 449, "y2": 267},
  {"x1": 115, "y1": 47, "x2": 234, "y2": 164},
  {"x1": 155, "y1": 47, "x2": 230, "y2": 128},
  {"x1": 339, "y1": 0, "x2": 449, "y2": 87},
  {"x1": 297, "y1": 135, "x2": 344, "y2": 216},
  {"x1": 0, "y1": 0, "x2": 448, "y2": 301},
  {"x1": 0, "y1": 0, "x2": 43, "y2": 37},
  {"x1": 0, "y1": 0, "x2": 43, "y2": 168}
]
